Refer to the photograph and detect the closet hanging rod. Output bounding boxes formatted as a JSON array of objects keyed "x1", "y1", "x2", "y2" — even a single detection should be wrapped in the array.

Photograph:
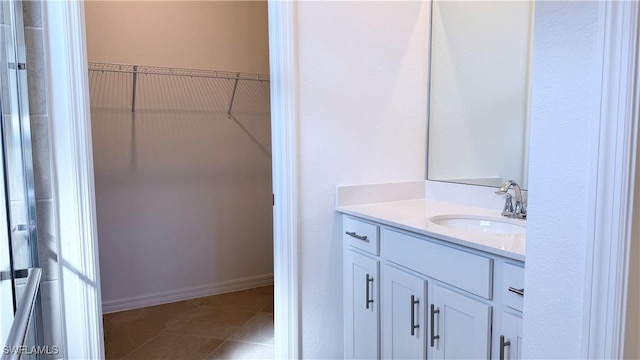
[{"x1": 87, "y1": 62, "x2": 270, "y2": 82}]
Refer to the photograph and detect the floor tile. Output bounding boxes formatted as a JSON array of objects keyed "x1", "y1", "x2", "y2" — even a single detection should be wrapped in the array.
[
  {"x1": 104, "y1": 287, "x2": 273, "y2": 359},
  {"x1": 105, "y1": 300, "x2": 199, "y2": 326},
  {"x1": 165, "y1": 305, "x2": 256, "y2": 340},
  {"x1": 206, "y1": 341, "x2": 274, "y2": 360},
  {"x1": 194, "y1": 286, "x2": 273, "y2": 313},
  {"x1": 103, "y1": 315, "x2": 163, "y2": 360},
  {"x1": 103, "y1": 300, "x2": 199, "y2": 359},
  {"x1": 259, "y1": 301, "x2": 273, "y2": 314},
  {"x1": 122, "y1": 331, "x2": 223, "y2": 360},
  {"x1": 228, "y1": 313, "x2": 274, "y2": 345}
]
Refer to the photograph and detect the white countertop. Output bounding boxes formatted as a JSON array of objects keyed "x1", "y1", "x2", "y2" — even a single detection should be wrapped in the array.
[{"x1": 336, "y1": 198, "x2": 526, "y2": 262}]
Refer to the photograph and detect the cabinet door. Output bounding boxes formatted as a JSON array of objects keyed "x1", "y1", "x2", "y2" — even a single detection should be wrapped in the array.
[
  {"x1": 344, "y1": 249, "x2": 380, "y2": 359},
  {"x1": 382, "y1": 265, "x2": 427, "y2": 360},
  {"x1": 431, "y1": 284, "x2": 492, "y2": 360},
  {"x1": 498, "y1": 312, "x2": 523, "y2": 360}
]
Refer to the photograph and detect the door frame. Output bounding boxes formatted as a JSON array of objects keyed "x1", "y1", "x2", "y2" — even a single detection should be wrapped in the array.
[
  {"x1": 582, "y1": 2, "x2": 639, "y2": 358},
  {"x1": 42, "y1": 1, "x2": 103, "y2": 358},
  {"x1": 268, "y1": 1, "x2": 301, "y2": 358},
  {"x1": 42, "y1": 1, "x2": 639, "y2": 359}
]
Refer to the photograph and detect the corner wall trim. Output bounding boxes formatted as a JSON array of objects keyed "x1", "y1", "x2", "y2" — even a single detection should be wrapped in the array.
[
  {"x1": 268, "y1": 1, "x2": 301, "y2": 359},
  {"x1": 42, "y1": 1, "x2": 104, "y2": 359},
  {"x1": 583, "y1": 2, "x2": 640, "y2": 358},
  {"x1": 102, "y1": 274, "x2": 274, "y2": 314}
]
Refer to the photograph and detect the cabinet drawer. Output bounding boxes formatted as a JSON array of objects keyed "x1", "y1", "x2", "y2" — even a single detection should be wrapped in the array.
[
  {"x1": 343, "y1": 217, "x2": 379, "y2": 255},
  {"x1": 502, "y1": 263, "x2": 525, "y2": 312},
  {"x1": 382, "y1": 228, "x2": 493, "y2": 299}
]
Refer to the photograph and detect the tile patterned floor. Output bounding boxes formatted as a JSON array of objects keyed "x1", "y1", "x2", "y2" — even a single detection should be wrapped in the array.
[{"x1": 103, "y1": 286, "x2": 274, "y2": 360}]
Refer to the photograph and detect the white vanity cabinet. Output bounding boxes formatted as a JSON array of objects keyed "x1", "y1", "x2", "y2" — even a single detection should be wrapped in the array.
[
  {"x1": 382, "y1": 265, "x2": 428, "y2": 360},
  {"x1": 498, "y1": 312, "x2": 523, "y2": 360},
  {"x1": 342, "y1": 215, "x2": 525, "y2": 360},
  {"x1": 431, "y1": 284, "x2": 492, "y2": 359},
  {"x1": 381, "y1": 265, "x2": 492, "y2": 360},
  {"x1": 494, "y1": 263, "x2": 525, "y2": 360},
  {"x1": 344, "y1": 249, "x2": 380, "y2": 359},
  {"x1": 343, "y1": 218, "x2": 381, "y2": 360}
]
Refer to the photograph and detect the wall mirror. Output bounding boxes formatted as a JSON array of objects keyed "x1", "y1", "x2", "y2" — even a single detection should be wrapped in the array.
[{"x1": 427, "y1": 0, "x2": 534, "y2": 189}]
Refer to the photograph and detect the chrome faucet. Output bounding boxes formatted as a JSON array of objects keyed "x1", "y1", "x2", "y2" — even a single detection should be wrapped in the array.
[{"x1": 495, "y1": 180, "x2": 527, "y2": 219}]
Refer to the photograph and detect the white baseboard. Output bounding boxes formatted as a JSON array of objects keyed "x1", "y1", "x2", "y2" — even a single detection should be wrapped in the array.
[{"x1": 101, "y1": 273, "x2": 274, "y2": 314}]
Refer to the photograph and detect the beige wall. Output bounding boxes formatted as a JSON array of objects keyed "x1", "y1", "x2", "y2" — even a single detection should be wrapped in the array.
[
  {"x1": 625, "y1": 131, "x2": 640, "y2": 359},
  {"x1": 84, "y1": 1, "x2": 269, "y2": 73}
]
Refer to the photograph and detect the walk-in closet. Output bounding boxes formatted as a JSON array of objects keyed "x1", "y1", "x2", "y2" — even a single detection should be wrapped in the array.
[{"x1": 84, "y1": 2, "x2": 273, "y2": 359}]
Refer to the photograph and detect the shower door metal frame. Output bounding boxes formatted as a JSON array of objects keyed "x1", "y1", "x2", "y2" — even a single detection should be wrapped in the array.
[
  {"x1": 3, "y1": 0, "x2": 39, "y2": 267},
  {"x1": 0, "y1": 0, "x2": 43, "y2": 352}
]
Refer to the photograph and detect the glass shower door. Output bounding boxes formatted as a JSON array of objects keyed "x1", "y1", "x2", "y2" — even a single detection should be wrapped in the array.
[{"x1": 0, "y1": 0, "x2": 42, "y2": 358}]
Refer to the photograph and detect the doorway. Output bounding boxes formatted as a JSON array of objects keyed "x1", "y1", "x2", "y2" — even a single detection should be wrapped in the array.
[{"x1": 83, "y1": 2, "x2": 274, "y2": 359}]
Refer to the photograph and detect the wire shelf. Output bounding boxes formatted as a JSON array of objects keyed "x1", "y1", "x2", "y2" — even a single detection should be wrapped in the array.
[
  {"x1": 87, "y1": 61, "x2": 271, "y2": 159},
  {"x1": 88, "y1": 62, "x2": 270, "y2": 82}
]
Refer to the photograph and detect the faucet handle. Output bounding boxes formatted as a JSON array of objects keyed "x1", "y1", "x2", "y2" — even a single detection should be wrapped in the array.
[
  {"x1": 498, "y1": 180, "x2": 516, "y2": 193},
  {"x1": 499, "y1": 192, "x2": 514, "y2": 216},
  {"x1": 514, "y1": 199, "x2": 527, "y2": 219},
  {"x1": 496, "y1": 180, "x2": 527, "y2": 219}
]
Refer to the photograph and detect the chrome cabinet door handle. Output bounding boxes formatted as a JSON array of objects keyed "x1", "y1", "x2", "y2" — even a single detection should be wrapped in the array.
[
  {"x1": 430, "y1": 304, "x2": 440, "y2": 347},
  {"x1": 365, "y1": 274, "x2": 374, "y2": 309},
  {"x1": 410, "y1": 295, "x2": 420, "y2": 336},
  {"x1": 508, "y1": 287, "x2": 524, "y2": 296},
  {"x1": 500, "y1": 335, "x2": 511, "y2": 360},
  {"x1": 345, "y1": 231, "x2": 368, "y2": 241}
]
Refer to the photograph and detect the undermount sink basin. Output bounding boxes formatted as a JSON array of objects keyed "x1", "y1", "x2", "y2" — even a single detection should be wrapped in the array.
[{"x1": 429, "y1": 214, "x2": 526, "y2": 235}]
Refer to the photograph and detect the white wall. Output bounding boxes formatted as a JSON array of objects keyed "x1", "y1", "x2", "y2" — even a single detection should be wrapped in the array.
[
  {"x1": 85, "y1": 1, "x2": 272, "y2": 309},
  {"x1": 294, "y1": 1, "x2": 431, "y2": 357},
  {"x1": 522, "y1": 2, "x2": 602, "y2": 358},
  {"x1": 84, "y1": 1, "x2": 269, "y2": 73}
]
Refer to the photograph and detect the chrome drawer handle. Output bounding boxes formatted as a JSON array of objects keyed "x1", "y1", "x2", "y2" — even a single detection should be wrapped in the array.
[
  {"x1": 430, "y1": 304, "x2": 440, "y2": 347},
  {"x1": 410, "y1": 295, "x2": 420, "y2": 336},
  {"x1": 345, "y1": 231, "x2": 368, "y2": 241},
  {"x1": 508, "y1": 287, "x2": 524, "y2": 296},
  {"x1": 365, "y1": 274, "x2": 374, "y2": 309},
  {"x1": 500, "y1": 335, "x2": 511, "y2": 360}
]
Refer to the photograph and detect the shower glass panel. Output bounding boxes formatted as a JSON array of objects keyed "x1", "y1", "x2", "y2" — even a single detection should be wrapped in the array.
[{"x1": 0, "y1": 0, "x2": 43, "y2": 357}]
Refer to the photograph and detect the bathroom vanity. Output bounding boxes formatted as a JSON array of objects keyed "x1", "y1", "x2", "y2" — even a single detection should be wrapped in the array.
[
  {"x1": 337, "y1": 184, "x2": 526, "y2": 360},
  {"x1": 337, "y1": 0, "x2": 534, "y2": 357}
]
